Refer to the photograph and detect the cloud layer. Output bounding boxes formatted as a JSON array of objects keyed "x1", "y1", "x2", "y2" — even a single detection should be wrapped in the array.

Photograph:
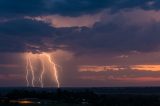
[{"x1": 1, "y1": 0, "x2": 160, "y2": 54}]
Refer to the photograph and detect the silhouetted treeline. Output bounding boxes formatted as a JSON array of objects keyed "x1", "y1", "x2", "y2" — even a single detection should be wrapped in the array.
[{"x1": 1, "y1": 88, "x2": 160, "y2": 106}]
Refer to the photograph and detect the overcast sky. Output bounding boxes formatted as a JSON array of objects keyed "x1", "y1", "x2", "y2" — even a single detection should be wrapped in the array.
[{"x1": 1, "y1": 0, "x2": 160, "y2": 87}]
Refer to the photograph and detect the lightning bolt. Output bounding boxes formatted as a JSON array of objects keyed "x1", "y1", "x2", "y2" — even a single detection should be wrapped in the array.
[
  {"x1": 26, "y1": 56, "x2": 29, "y2": 87},
  {"x1": 25, "y1": 52, "x2": 60, "y2": 88},
  {"x1": 39, "y1": 56, "x2": 45, "y2": 88},
  {"x1": 26, "y1": 53, "x2": 35, "y2": 87},
  {"x1": 43, "y1": 53, "x2": 60, "y2": 88},
  {"x1": 28, "y1": 53, "x2": 35, "y2": 87}
]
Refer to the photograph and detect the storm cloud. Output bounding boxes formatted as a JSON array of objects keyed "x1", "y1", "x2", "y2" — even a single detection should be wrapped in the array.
[
  {"x1": 0, "y1": 0, "x2": 158, "y2": 17},
  {"x1": 1, "y1": 0, "x2": 160, "y2": 54}
]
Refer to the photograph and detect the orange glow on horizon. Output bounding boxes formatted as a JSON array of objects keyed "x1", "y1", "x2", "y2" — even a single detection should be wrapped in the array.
[
  {"x1": 80, "y1": 75, "x2": 160, "y2": 82},
  {"x1": 115, "y1": 77, "x2": 160, "y2": 82},
  {"x1": 131, "y1": 65, "x2": 160, "y2": 71},
  {"x1": 79, "y1": 65, "x2": 160, "y2": 72},
  {"x1": 79, "y1": 65, "x2": 124, "y2": 72}
]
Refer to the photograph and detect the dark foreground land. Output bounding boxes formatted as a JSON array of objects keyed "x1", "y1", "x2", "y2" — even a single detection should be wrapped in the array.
[{"x1": 1, "y1": 87, "x2": 160, "y2": 106}]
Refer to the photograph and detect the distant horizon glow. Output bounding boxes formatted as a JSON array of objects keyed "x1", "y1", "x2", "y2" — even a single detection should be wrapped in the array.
[{"x1": 79, "y1": 65, "x2": 160, "y2": 72}]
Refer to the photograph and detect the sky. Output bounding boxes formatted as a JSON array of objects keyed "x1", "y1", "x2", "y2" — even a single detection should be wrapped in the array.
[{"x1": 1, "y1": 0, "x2": 160, "y2": 87}]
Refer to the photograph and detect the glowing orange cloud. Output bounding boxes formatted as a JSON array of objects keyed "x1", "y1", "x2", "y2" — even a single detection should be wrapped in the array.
[
  {"x1": 79, "y1": 65, "x2": 160, "y2": 72},
  {"x1": 131, "y1": 65, "x2": 160, "y2": 71},
  {"x1": 79, "y1": 65, "x2": 125, "y2": 72},
  {"x1": 25, "y1": 13, "x2": 102, "y2": 28}
]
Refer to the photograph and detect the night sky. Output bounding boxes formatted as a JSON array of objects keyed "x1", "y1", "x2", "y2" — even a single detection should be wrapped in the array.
[{"x1": 1, "y1": 0, "x2": 160, "y2": 87}]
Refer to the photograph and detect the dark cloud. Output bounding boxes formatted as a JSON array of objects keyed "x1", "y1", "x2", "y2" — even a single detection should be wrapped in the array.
[
  {"x1": 0, "y1": 0, "x2": 158, "y2": 17},
  {"x1": 0, "y1": 0, "x2": 109, "y2": 17},
  {"x1": 83, "y1": 19, "x2": 160, "y2": 53},
  {"x1": 1, "y1": 16, "x2": 160, "y2": 53},
  {"x1": 1, "y1": 0, "x2": 160, "y2": 54},
  {"x1": 0, "y1": 19, "x2": 56, "y2": 52},
  {"x1": 51, "y1": 19, "x2": 160, "y2": 54}
]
